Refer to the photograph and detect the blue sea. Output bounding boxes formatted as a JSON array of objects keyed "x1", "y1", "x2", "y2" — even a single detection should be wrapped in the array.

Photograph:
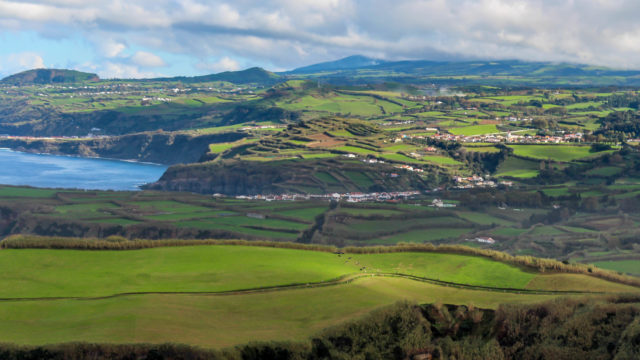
[{"x1": 0, "y1": 148, "x2": 167, "y2": 191}]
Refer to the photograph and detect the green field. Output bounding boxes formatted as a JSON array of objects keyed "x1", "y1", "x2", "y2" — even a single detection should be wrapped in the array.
[
  {"x1": 508, "y1": 145, "x2": 612, "y2": 162},
  {"x1": 495, "y1": 157, "x2": 540, "y2": 178},
  {"x1": 374, "y1": 228, "x2": 472, "y2": 244},
  {"x1": 593, "y1": 259, "x2": 640, "y2": 275},
  {"x1": 0, "y1": 243, "x2": 636, "y2": 348},
  {"x1": 0, "y1": 245, "x2": 544, "y2": 298},
  {"x1": 0, "y1": 186, "x2": 58, "y2": 197},
  {"x1": 448, "y1": 124, "x2": 499, "y2": 136},
  {"x1": 0, "y1": 277, "x2": 562, "y2": 348}
]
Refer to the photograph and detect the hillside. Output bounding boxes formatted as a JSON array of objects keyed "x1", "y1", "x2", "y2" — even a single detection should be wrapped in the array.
[
  {"x1": 0, "y1": 237, "x2": 636, "y2": 350},
  {"x1": 288, "y1": 55, "x2": 386, "y2": 73},
  {"x1": 3, "y1": 299, "x2": 640, "y2": 359},
  {"x1": 155, "y1": 67, "x2": 281, "y2": 85},
  {"x1": 286, "y1": 57, "x2": 640, "y2": 86},
  {"x1": 0, "y1": 68, "x2": 99, "y2": 85}
]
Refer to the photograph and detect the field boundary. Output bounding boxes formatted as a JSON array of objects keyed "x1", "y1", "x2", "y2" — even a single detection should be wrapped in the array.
[{"x1": 0, "y1": 272, "x2": 608, "y2": 303}]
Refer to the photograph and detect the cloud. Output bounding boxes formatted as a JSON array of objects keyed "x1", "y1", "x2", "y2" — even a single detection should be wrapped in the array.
[
  {"x1": 0, "y1": 52, "x2": 45, "y2": 77},
  {"x1": 100, "y1": 61, "x2": 161, "y2": 79},
  {"x1": 100, "y1": 39, "x2": 127, "y2": 58},
  {"x1": 130, "y1": 51, "x2": 166, "y2": 67},
  {"x1": 8, "y1": 51, "x2": 45, "y2": 69},
  {"x1": 2, "y1": 0, "x2": 640, "y2": 75},
  {"x1": 196, "y1": 56, "x2": 240, "y2": 72}
]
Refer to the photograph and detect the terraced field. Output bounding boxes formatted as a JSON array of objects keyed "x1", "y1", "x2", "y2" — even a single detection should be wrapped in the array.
[{"x1": 0, "y1": 243, "x2": 636, "y2": 348}]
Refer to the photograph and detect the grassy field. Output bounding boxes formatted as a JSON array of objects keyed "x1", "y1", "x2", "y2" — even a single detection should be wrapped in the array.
[
  {"x1": 373, "y1": 228, "x2": 472, "y2": 244},
  {"x1": 0, "y1": 277, "x2": 563, "y2": 348},
  {"x1": 593, "y1": 259, "x2": 640, "y2": 276},
  {"x1": 495, "y1": 157, "x2": 540, "y2": 178},
  {"x1": 448, "y1": 124, "x2": 499, "y2": 136},
  {"x1": 507, "y1": 145, "x2": 612, "y2": 162},
  {"x1": 0, "y1": 244, "x2": 636, "y2": 348},
  {"x1": 0, "y1": 246, "x2": 541, "y2": 298}
]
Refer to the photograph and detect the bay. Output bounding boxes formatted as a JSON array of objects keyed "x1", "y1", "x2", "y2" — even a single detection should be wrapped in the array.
[{"x1": 0, "y1": 148, "x2": 167, "y2": 191}]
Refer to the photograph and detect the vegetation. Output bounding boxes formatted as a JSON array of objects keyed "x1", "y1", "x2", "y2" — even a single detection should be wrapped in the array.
[
  {"x1": 4, "y1": 62, "x2": 640, "y2": 355},
  {"x1": 0, "y1": 239, "x2": 637, "y2": 349},
  {"x1": 2, "y1": 297, "x2": 640, "y2": 359}
]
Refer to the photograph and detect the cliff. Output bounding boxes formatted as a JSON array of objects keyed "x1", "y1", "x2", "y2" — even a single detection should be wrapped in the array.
[
  {"x1": 144, "y1": 158, "x2": 444, "y2": 195},
  {"x1": 0, "y1": 132, "x2": 245, "y2": 165}
]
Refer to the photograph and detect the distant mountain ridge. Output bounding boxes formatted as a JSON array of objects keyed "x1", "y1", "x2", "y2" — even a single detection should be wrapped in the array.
[
  {"x1": 1, "y1": 67, "x2": 280, "y2": 86},
  {"x1": 284, "y1": 56, "x2": 640, "y2": 86},
  {"x1": 287, "y1": 55, "x2": 386, "y2": 74},
  {"x1": 0, "y1": 69, "x2": 99, "y2": 85},
  {"x1": 5, "y1": 56, "x2": 640, "y2": 87},
  {"x1": 153, "y1": 67, "x2": 280, "y2": 84}
]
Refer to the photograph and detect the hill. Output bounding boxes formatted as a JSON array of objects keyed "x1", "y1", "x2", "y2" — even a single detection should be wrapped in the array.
[
  {"x1": 0, "y1": 237, "x2": 636, "y2": 349},
  {"x1": 285, "y1": 57, "x2": 640, "y2": 86},
  {"x1": 0, "y1": 68, "x2": 99, "y2": 85},
  {"x1": 288, "y1": 55, "x2": 386, "y2": 74},
  {"x1": 155, "y1": 67, "x2": 281, "y2": 85}
]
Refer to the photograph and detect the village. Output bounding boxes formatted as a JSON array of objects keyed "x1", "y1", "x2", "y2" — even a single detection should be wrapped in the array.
[
  {"x1": 230, "y1": 190, "x2": 422, "y2": 203},
  {"x1": 425, "y1": 130, "x2": 584, "y2": 144}
]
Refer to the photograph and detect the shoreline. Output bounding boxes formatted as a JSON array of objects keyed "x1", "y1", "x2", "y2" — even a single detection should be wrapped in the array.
[
  {"x1": 0, "y1": 149, "x2": 167, "y2": 191},
  {"x1": 0, "y1": 147, "x2": 167, "y2": 167}
]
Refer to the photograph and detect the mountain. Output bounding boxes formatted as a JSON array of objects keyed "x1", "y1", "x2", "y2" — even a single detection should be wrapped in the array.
[
  {"x1": 287, "y1": 55, "x2": 386, "y2": 74},
  {"x1": 0, "y1": 69, "x2": 99, "y2": 85},
  {"x1": 155, "y1": 67, "x2": 281, "y2": 85},
  {"x1": 283, "y1": 58, "x2": 640, "y2": 86}
]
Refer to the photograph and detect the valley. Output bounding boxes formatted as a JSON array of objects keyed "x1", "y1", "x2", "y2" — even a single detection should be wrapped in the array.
[{"x1": 2, "y1": 60, "x2": 640, "y2": 358}]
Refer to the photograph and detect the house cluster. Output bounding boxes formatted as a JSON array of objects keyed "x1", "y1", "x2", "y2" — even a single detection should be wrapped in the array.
[
  {"x1": 382, "y1": 120, "x2": 415, "y2": 127},
  {"x1": 240, "y1": 125, "x2": 284, "y2": 131},
  {"x1": 233, "y1": 191, "x2": 422, "y2": 202},
  {"x1": 429, "y1": 131, "x2": 583, "y2": 144},
  {"x1": 396, "y1": 164, "x2": 424, "y2": 173},
  {"x1": 141, "y1": 97, "x2": 172, "y2": 105},
  {"x1": 453, "y1": 176, "x2": 514, "y2": 189},
  {"x1": 466, "y1": 237, "x2": 496, "y2": 245},
  {"x1": 0, "y1": 134, "x2": 110, "y2": 140},
  {"x1": 507, "y1": 117, "x2": 533, "y2": 122},
  {"x1": 362, "y1": 158, "x2": 385, "y2": 164},
  {"x1": 403, "y1": 95, "x2": 429, "y2": 101},
  {"x1": 430, "y1": 199, "x2": 456, "y2": 208}
]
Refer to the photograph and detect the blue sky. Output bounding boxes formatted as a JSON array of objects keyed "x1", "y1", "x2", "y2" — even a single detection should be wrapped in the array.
[{"x1": 1, "y1": 0, "x2": 640, "y2": 79}]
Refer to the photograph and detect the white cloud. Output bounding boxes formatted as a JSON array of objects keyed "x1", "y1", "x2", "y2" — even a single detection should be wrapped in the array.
[
  {"x1": 196, "y1": 56, "x2": 240, "y2": 72},
  {"x1": 130, "y1": 51, "x2": 166, "y2": 67},
  {"x1": 2, "y1": 0, "x2": 640, "y2": 72},
  {"x1": 100, "y1": 39, "x2": 127, "y2": 58},
  {"x1": 0, "y1": 52, "x2": 45, "y2": 78},
  {"x1": 8, "y1": 52, "x2": 45, "y2": 69},
  {"x1": 100, "y1": 61, "x2": 161, "y2": 79}
]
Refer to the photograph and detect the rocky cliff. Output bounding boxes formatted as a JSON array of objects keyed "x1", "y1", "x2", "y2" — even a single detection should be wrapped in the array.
[{"x1": 0, "y1": 132, "x2": 245, "y2": 165}]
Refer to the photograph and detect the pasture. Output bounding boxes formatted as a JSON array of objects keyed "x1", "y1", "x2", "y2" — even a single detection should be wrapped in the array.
[
  {"x1": 508, "y1": 145, "x2": 612, "y2": 162},
  {"x1": 593, "y1": 259, "x2": 640, "y2": 276},
  {"x1": 448, "y1": 124, "x2": 499, "y2": 136},
  {"x1": 495, "y1": 157, "x2": 540, "y2": 178},
  {"x1": 0, "y1": 243, "x2": 636, "y2": 348}
]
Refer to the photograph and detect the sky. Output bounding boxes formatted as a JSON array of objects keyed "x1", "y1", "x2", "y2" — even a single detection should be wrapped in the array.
[{"x1": 1, "y1": 0, "x2": 640, "y2": 79}]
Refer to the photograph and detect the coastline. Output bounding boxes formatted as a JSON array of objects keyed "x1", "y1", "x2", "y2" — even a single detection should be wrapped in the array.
[{"x1": 0, "y1": 149, "x2": 168, "y2": 191}]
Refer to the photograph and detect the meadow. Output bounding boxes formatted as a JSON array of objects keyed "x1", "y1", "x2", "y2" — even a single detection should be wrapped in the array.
[
  {"x1": 0, "y1": 243, "x2": 637, "y2": 348},
  {"x1": 507, "y1": 145, "x2": 613, "y2": 162}
]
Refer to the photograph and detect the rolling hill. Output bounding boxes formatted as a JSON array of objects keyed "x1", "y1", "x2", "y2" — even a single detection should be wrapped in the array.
[
  {"x1": 154, "y1": 67, "x2": 281, "y2": 85},
  {"x1": 285, "y1": 56, "x2": 640, "y2": 86},
  {"x1": 0, "y1": 69, "x2": 99, "y2": 85}
]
